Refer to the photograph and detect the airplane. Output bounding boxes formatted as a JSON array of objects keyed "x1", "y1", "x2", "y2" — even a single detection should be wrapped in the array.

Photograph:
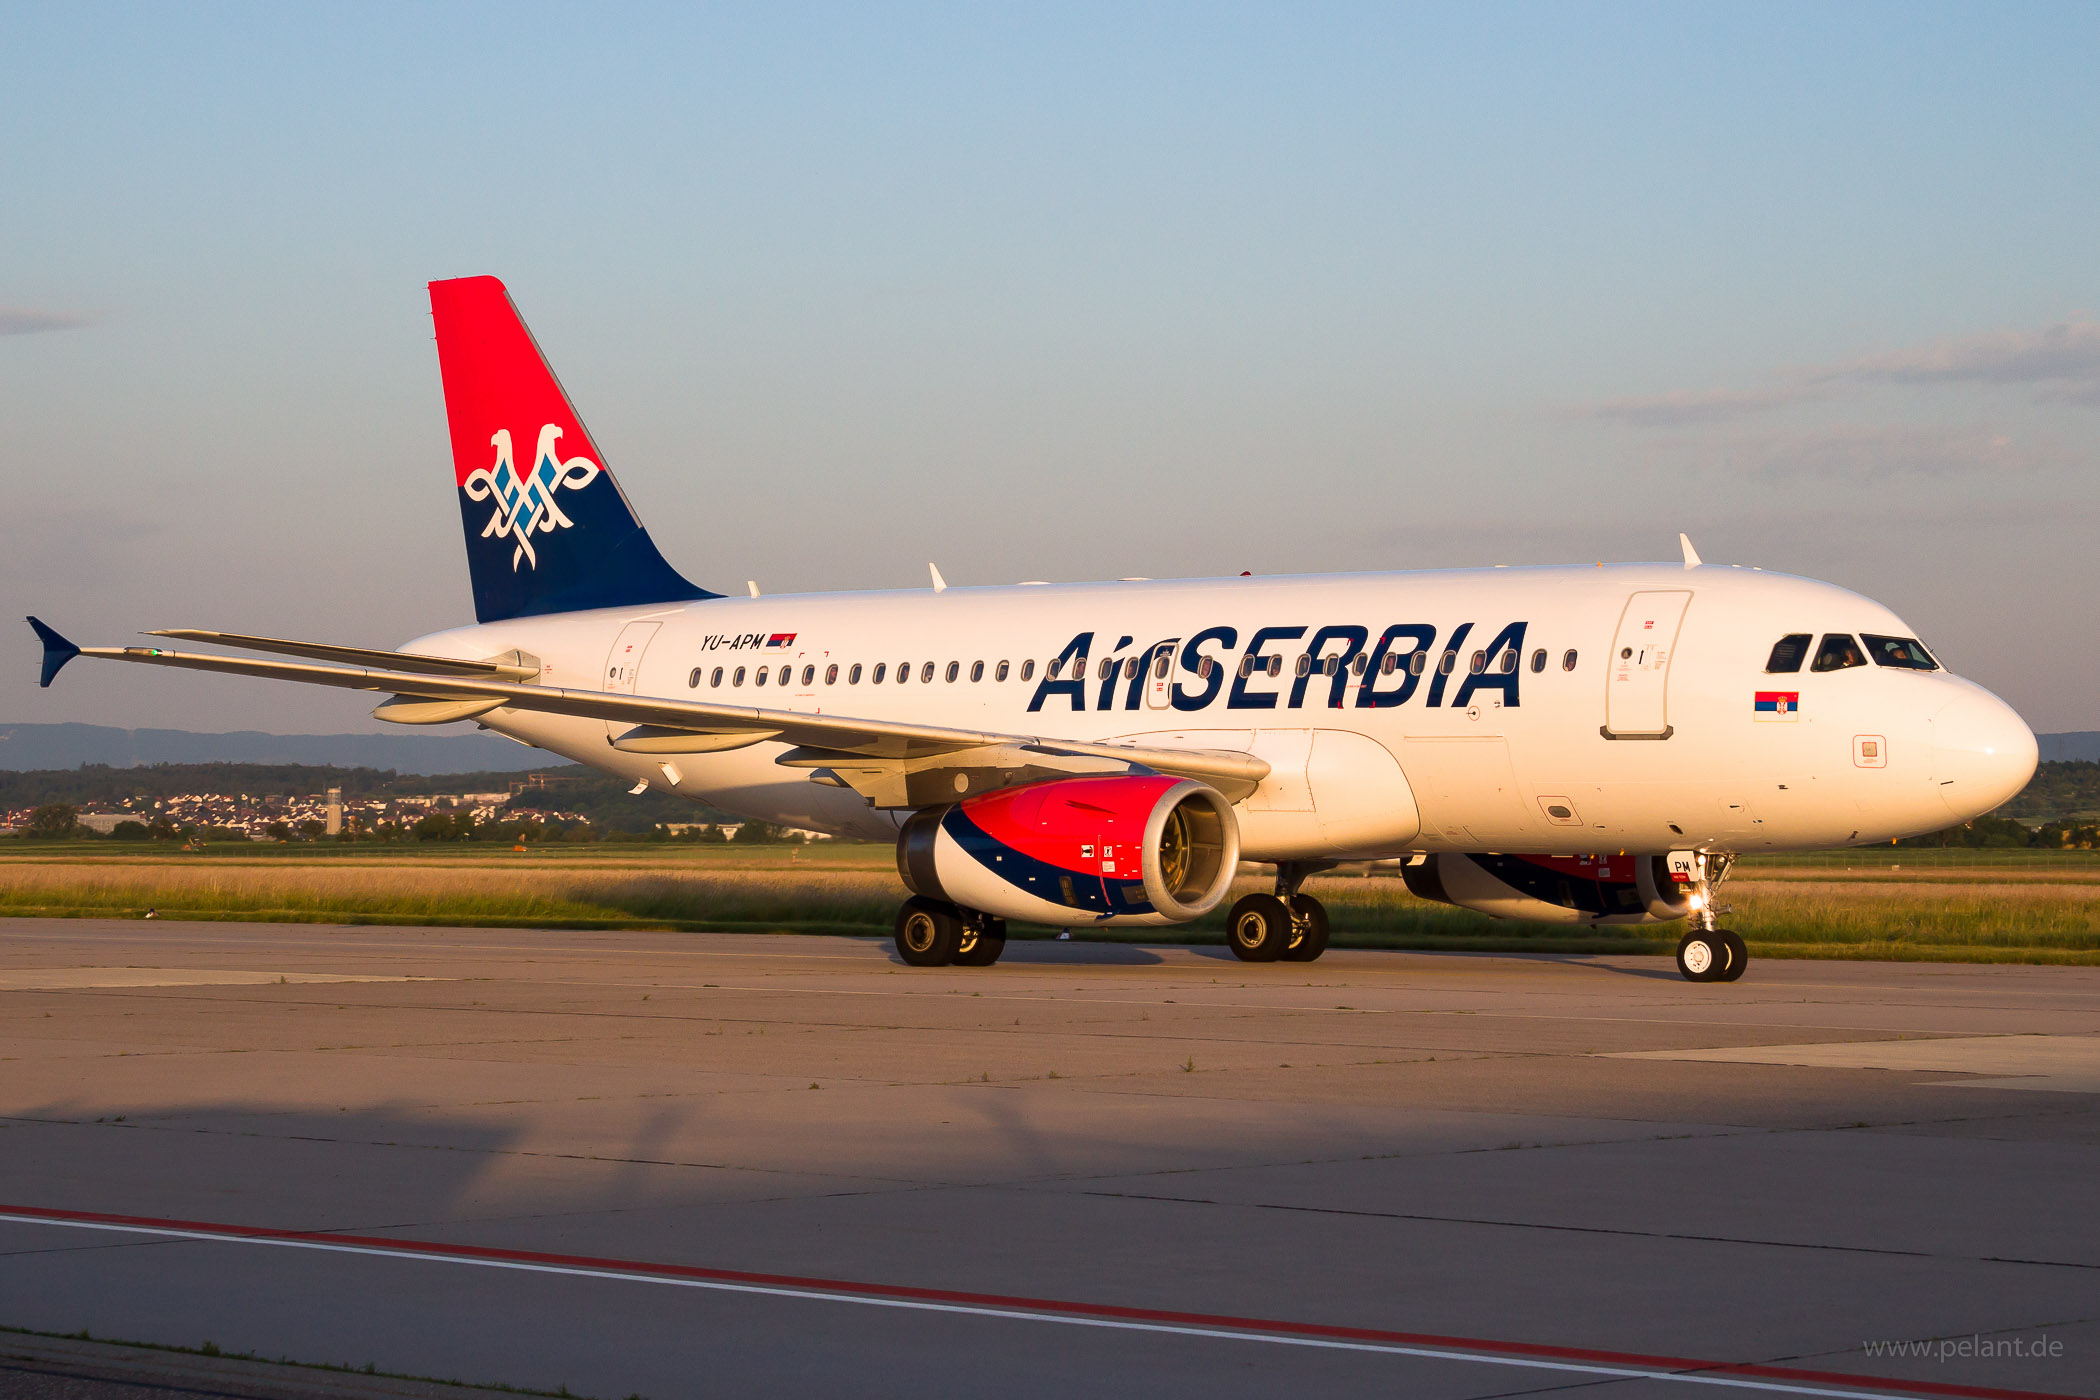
[{"x1": 27, "y1": 275, "x2": 2039, "y2": 981}]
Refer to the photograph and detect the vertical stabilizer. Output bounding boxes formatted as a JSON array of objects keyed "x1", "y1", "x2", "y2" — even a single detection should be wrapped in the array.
[{"x1": 428, "y1": 276, "x2": 714, "y2": 622}]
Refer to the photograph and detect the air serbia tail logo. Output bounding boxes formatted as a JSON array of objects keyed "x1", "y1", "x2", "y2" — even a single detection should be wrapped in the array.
[{"x1": 462, "y1": 425, "x2": 602, "y2": 571}]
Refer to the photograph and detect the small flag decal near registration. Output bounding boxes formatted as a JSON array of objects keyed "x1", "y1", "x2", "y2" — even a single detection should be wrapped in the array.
[
  {"x1": 1754, "y1": 690, "x2": 1799, "y2": 721},
  {"x1": 765, "y1": 633, "x2": 797, "y2": 650}
]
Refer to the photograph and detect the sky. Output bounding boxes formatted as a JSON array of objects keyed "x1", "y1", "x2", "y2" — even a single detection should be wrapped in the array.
[{"x1": 3, "y1": 1, "x2": 2096, "y2": 734}]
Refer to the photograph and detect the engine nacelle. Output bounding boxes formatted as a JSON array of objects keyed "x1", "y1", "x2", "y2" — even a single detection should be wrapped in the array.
[
  {"x1": 1401, "y1": 853, "x2": 1691, "y2": 926},
  {"x1": 897, "y1": 774, "x2": 1240, "y2": 927}
]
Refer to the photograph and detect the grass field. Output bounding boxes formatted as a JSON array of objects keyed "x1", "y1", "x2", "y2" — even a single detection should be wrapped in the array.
[{"x1": 1, "y1": 842, "x2": 2094, "y2": 963}]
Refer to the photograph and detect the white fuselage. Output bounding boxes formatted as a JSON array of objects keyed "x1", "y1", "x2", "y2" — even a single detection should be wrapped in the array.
[{"x1": 407, "y1": 562, "x2": 2036, "y2": 860}]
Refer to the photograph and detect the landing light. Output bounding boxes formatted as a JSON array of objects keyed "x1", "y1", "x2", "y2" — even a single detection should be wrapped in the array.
[{"x1": 1687, "y1": 893, "x2": 1706, "y2": 911}]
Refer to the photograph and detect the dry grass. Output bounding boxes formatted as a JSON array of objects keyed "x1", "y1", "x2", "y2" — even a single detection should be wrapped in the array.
[{"x1": 0, "y1": 844, "x2": 2094, "y2": 962}]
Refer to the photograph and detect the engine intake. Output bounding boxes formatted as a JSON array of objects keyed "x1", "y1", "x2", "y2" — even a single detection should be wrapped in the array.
[
  {"x1": 898, "y1": 774, "x2": 1239, "y2": 927},
  {"x1": 1402, "y1": 853, "x2": 1690, "y2": 925}
]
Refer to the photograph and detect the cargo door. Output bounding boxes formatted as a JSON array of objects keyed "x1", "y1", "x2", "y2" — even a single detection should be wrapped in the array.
[
  {"x1": 1399, "y1": 736, "x2": 1537, "y2": 847},
  {"x1": 1604, "y1": 591, "x2": 1691, "y2": 739}
]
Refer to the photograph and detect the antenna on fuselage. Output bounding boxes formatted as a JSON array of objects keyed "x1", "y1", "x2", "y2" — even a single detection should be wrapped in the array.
[
  {"x1": 747, "y1": 581, "x2": 761, "y2": 598},
  {"x1": 1678, "y1": 533, "x2": 1703, "y2": 569},
  {"x1": 929, "y1": 563, "x2": 948, "y2": 594}
]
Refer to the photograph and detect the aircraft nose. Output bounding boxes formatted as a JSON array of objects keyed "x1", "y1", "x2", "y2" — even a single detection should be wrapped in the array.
[{"x1": 1930, "y1": 686, "x2": 2038, "y2": 823}]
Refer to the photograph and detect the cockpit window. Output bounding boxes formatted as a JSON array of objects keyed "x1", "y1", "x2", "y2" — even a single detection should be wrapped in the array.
[
  {"x1": 1765, "y1": 634, "x2": 1811, "y2": 673},
  {"x1": 1811, "y1": 634, "x2": 1868, "y2": 672},
  {"x1": 1861, "y1": 634, "x2": 1939, "y2": 671}
]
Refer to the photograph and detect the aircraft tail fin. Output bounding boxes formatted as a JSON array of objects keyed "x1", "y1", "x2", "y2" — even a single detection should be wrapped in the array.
[{"x1": 427, "y1": 276, "x2": 715, "y2": 623}]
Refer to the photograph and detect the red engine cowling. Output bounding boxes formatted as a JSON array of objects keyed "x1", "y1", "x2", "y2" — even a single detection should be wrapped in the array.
[
  {"x1": 1401, "y1": 853, "x2": 1691, "y2": 925},
  {"x1": 897, "y1": 774, "x2": 1240, "y2": 927}
]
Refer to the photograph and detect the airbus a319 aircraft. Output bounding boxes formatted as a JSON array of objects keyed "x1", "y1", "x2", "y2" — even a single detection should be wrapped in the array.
[{"x1": 29, "y1": 277, "x2": 2039, "y2": 981}]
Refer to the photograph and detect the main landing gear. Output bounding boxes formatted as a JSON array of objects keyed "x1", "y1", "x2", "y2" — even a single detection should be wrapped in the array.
[
  {"x1": 1228, "y1": 861, "x2": 1333, "y2": 963},
  {"x1": 1675, "y1": 853, "x2": 1746, "y2": 983},
  {"x1": 894, "y1": 896, "x2": 1006, "y2": 968}
]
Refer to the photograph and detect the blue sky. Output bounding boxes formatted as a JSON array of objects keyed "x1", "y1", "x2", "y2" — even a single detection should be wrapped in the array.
[{"x1": 4, "y1": 1, "x2": 2096, "y2": 731}]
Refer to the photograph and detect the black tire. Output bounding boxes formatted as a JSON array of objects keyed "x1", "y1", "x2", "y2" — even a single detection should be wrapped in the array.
[
  {"x1": 1228, "y1": 894, "x2": 1294, "y2": 962},
  {"x1": 1675, "y1": 929, "x2": 1723, "y2": 982},
  {"x1": 953, "y1": 918, "x2": 1008, "y2": 967},
  {"x1": 895, "y1": 896, "x2": 963, "y2": 967},
  {"x1": 1716, "y1": 929, "x2": 1748, "y2": 982},
  {"x1": 1281, "y1": 894, "x2": 1330, "y2": 962}
]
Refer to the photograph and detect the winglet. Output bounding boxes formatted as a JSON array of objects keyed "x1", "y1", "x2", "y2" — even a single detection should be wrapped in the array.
[
  {"x1": 1678, "y1": 533, "x2": 1702, "y2": 569},
  {"x1": 26, "y1": 616, "x2": 81, "y2": 688}
]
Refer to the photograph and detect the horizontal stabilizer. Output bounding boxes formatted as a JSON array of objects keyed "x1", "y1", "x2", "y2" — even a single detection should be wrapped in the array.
[{"x1": 26, "y1": 616, "x2": 80, "y2": 688}]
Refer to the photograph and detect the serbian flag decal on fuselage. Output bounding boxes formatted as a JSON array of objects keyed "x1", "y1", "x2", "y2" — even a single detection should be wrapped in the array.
[
  {"x1": 765, "y1": 633, "x2": 797, "y2": 650},
  {"x1": 1754, "y1": 691, "x2": 1800, "y2": 721}
]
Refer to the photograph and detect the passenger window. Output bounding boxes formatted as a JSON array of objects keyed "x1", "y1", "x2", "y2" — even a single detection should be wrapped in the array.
[
  {"x1": 898, "y1": 662, "x2": 911, "y2": 683},
  {"x1": 1267, "y1": 655, "x2": 1282, "y2": 678},
  {"x1": 1123, "y1": 656, "x2": 1139, "y2": 681},
  {"x1": 1021, "y1": 659, "x2": 1035, "y2": 681},
  {"x1": 1439, "y1": 651, "x2": 1456, "y2": 675},
  {"x1": 1352, "y1": 653, "x2": 1366, "y2": 676},
  {"x1": 801, "y1": 665, "x2": 814, "y2": 686},
  {"x1": 848, "y1": 663, "x2": 862, "y2": 684},
  {"x1": 1861, "y1": 634, "x2": 1939, "y2": 671},
  {"x1": 825, "y1": 664, "x2": 838, "y2": 685},
  {"x1": 1812, "y1": 634, "x2": 1868, "y2": 673},
  {"x1": 995, "y1": 660, "x2": 1009, "y2": 681},
  {"x1": 1765, "y1": 633, "x2": 1811, "y2": 674},
  {"x1": 945, "y1": 661, "x2": 959, "y2": 683},
  {"x1": 1295, "y1": 654, "x2": 1311, "y2": 678},
  {"x1": 1322, "y1": 655, "x2": 1339, "y2": 677},
  {"x1": 871, "y1": 662, "x2": 886, "y2": 684},
  {"x1": 1529, "y1": 649, "x2": 1546, "y2": 673},
  {"x1": 1048, "y1": 659, "x2": 1062, "y2": 681},
  {"x1": 1199, "y1": 656, "x2": 1215, "y2": 679},
  {"x1": 711, "y1": 666, "x2": 724, "y2": 687},
  {"x1": 970, "y1": 660, "x2": 984, "y2": 682},
  {"x1": 1097, "y1": 657, "x2": 1113, "y2": 681},
  {"x1": 778, "y1": 666, "x2": 790, "y2": 685},
  {"x1": 1499, "y1": 649, "x2": 1516, "y2": 674},
  {"x1": 688, "y1": 667, "x2": 702, "y2": 689},
  {"x1": 1562, "y1": 649, "x2": 1577, "y2": 672},
  {"x1": 1238, "y1": 656, "x2": 1254, "y2": 679},
  {"x1": 755, "y1": 667, "x2": 769, "y2": 686},
  {"x1": 922, "y1": 661, "x2": 936, "y2": 683},
  {"x1": 1469, "y1": 650, "x2": 1485, "y2": 674},
  {"x1": 733, "y1": 666, "x2": 747, "y2": 686},
  {"x1": 1381, "y1": 652, "x2": 1398, "y2": 676},
  {"x1": 1410, "y1": 651, "x2": 1427, "y2": 675},
  {"x1": 1153, "y1": 651, "x2": 1170, "y2": 679}
]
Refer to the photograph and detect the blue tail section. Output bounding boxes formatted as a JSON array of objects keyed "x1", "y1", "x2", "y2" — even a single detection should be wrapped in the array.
[
  {"x1": 429, "y1": 276, "x2": 717, "y2": 623},
  {"x1": 26, "y1": 616, "x2": 80, "y2": 688}
]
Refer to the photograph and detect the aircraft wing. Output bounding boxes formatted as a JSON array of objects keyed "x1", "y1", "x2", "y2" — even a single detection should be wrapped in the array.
[{"x1": 26, "y1": 620, "x2": 1270, "y2": 805}]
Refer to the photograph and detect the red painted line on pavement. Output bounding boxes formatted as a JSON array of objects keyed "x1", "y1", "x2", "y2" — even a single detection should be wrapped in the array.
[{"x1": 0, "y1": 1203, "x2": 2079, "y2": 1400}]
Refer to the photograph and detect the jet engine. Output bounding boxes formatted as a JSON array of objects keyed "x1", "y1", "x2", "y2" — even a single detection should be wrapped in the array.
[
  {"x1": 1401, "y1": 853, "x2": 1691, "y2": 925},
  {"x1": 897, "y1": 774, "x2": 1240, "y2": 927}
]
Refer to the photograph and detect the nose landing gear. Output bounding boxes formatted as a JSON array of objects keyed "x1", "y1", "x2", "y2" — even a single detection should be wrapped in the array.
[{"x1": 1676, "y1": 853, "x2": 1745, "y2": 982}]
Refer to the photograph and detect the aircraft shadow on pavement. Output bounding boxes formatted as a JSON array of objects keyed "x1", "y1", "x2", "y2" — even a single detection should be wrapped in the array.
[{"x1": 883, "y1": 940, "x2": 1166, "y2": 966}]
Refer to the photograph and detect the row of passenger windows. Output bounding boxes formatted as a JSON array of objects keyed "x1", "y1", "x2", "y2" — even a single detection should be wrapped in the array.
[
  {"x1": 687, "y1": 646, "x2": 1583, "y2": 691},
  {"x1": 1765, "y1": 632, "x2": 1939, "y2": 675}
]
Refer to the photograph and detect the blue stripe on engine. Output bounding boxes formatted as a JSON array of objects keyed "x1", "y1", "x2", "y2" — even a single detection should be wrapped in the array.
[{"x1": 940, "y1": 806, "x2": 1156, "y2": 920}]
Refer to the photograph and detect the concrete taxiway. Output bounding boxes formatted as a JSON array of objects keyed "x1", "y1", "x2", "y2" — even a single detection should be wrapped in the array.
[{"x1": 1, "y1": 918, "x2": 2095, "y2": 1399}]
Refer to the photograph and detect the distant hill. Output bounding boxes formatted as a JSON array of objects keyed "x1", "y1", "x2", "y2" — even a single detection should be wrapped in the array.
[
  {"x1": 0, "y1": 723, "x2": 573, "y2": 775},
  {"x1": 2040, "y1": 732, "x2": 2100, "y2": 762}
]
